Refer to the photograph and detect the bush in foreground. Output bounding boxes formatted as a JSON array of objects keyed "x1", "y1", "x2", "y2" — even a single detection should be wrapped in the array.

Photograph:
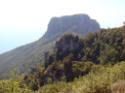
[
  {"x1": 0, "y1": 80, "x2": 32, "y2": 93},
  {"x1": 38, "y1": 61, "x2": 125, "y2": 93}
]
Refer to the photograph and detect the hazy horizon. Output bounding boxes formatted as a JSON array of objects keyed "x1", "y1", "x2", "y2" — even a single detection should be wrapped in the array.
[{"x1": 0, "y1": 0, "x2": 125, "y2": 54}]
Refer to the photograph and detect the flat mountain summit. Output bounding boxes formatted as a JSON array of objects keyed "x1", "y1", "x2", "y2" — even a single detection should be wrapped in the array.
[
  {"x1": 41, "y1": 14, "x2": 100, "y2": 43},
  {"x1": 0, "y1": 14, "x2": 100, "y2": 77}
]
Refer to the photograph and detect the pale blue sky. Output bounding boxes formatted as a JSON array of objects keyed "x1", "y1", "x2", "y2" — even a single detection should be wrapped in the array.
[{"x1": 0, "y1": 0, "x2": 125, "y2": 54}]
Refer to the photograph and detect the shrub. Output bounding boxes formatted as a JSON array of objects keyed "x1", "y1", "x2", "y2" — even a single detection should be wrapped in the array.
[{"x1": 0, "y1": 80, "x2": 32, "y2": 93}]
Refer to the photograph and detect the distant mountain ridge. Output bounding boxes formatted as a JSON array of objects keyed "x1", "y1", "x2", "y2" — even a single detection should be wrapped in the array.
[{"x1": 0, "y1": 14, "x2": 100, "y2": 78}]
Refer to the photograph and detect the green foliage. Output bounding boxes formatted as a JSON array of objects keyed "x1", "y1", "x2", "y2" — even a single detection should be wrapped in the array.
[
  {"x1": 23, "y1": 27, "x2": 125, "y2": 91},
  {"x1": 63, "y1": 56, "x2": 74, "y2": 82},
  {"x1": 98, "y1": 44, "x2": 119, "y2": 64},
  {"x1": 72, "y1": 61, "x2": 94, "y2": 77},
  {"x1": 54, "y1": 34, "x2": 84, "y2": 61},
  {"x1": 21, "y1": 64, "x2": 46, "y2": 91},
  {"x1": 45, "y1": 27, "x2": 125, "y2": 65},
  {"x1": 38, "y1": 82, "x2": 70, "y2": 93},
  {"x1": 0, "y1": 80, "x2": 32, "y2": 93},
  {"x1": 38, "y1": 61, "x2": 125, "y2": 93}
]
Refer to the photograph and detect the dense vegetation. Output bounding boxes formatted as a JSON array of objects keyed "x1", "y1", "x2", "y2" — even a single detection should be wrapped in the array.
[{"x1": 0, "y1": 27, "x2": 125, "y2": 93}]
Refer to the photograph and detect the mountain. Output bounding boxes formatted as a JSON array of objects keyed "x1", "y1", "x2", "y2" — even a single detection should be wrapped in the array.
[
  {"x1": 41, "y1": 14, "x2": 100, "y2": 43},
  {"x1": 0, "y1": 14, "x2": 100, "y2": 78}
]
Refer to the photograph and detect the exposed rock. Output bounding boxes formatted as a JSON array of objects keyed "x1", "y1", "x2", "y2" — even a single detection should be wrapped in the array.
[{"x1": 42, "y1": 14, "x2": 100, "y2": 43}]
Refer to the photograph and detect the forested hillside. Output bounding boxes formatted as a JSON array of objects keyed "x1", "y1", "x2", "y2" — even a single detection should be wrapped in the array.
[{"x1": 0, "y1": 27, "x2": 124, "y2": 93}]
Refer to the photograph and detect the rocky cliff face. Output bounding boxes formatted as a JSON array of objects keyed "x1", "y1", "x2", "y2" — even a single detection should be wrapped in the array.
[
  {"x1": 0, "y1": 14, "x2": 100, "y2": 78},
  {"x1": 42, "y1": 14, "x2": 100, "y2": 43}
]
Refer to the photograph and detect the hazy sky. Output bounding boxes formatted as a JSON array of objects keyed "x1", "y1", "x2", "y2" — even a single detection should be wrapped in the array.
[{"x1": 0, "y1": 0, "x2": 125, "y2": 54}]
